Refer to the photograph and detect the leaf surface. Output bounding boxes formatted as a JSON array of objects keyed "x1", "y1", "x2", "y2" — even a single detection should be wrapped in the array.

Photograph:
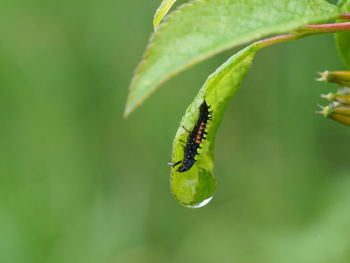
[
  {"x1": 335, "y1": 0, "x2": 350, "y2": 68},
  {"x1": 125, "y1": 0, "x2": 339, "y2": 116},
  {"x1": 170, "y1": 43, "x2": 258, "y2": 207}
]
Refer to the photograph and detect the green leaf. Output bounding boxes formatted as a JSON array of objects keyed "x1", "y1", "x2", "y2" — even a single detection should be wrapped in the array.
[
  {"x1": 337, "y1": 0, "x2": 348, "y2": 7},
  {"x1": 170, "y1": 43, "x2": 258, "y2": 207},
  {"x1": 125, "y1": 0, "x2": 339, "y2": 116},
  {"x1": 153, "y1": 0, "x2": 177, "y2": 30},
  {"x1": 335, "y1": 0, "x2": 350, "y2": 68}
]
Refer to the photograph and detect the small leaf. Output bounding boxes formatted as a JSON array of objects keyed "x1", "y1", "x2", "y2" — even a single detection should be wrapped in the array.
[
  {"x1": 125, "y1": 0, "x2": 339, "y2": 116},
  {"x1": 338, "y1": 0, "x2": 348, "y2": 7},
  {"x1": 170, "y1": 43, "x2": 258, "y2": 207},
  {"x1": 153, "y1": 0, "x2": 177, "y2": 30},
  {"x1": 335, "y1": 0, "x2": 350, "y2": 68}
]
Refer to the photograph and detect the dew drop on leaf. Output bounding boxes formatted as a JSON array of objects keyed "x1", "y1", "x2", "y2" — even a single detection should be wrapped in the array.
[{"x1": 170, "y1": 167, "x2": 216, "y2": 208}]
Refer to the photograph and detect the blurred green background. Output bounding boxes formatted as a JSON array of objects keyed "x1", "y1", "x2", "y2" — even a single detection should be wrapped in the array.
[{"x1": 1, "y1": 0, "x2": 350, "y2": 262}]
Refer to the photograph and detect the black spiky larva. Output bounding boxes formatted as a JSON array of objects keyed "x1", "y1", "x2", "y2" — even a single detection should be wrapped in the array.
[{"x1": 169, "y1": 100, "x2": 212, "y2": 172}]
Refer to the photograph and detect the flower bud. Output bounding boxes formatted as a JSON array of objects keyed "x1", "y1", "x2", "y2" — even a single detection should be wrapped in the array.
[
  {"x1": 333, "y1": 105, "x2": 350, "y2": 116},
  {"x1": 329, "y1": 114, "x2": 350, "y2": 126},
  {"x1": 321, "y1": 93, "x2": 350, "y2": 105},
  {"x1": 316, "y1": 104, "x2": 350, "y2": 126},
  {"x1": 316, "y1": 71, "x2": 350, "y2": 87},
  {"x1": 336, "y1": 95, "x2": 350, "y2": 105}
]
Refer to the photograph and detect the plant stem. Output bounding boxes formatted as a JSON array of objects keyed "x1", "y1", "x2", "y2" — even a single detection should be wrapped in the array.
[
  {"x1": 340, "y1": 13, "x2": 350, "y2": 20},
  {"x1": 257, "y1": 20, "x2": 350, "y2": 49},
  {"x1": 257, "y1": 34, "x2": 299, "y2": 49},
  {"x1": 304, "y1": 21, "x2": 350, "y2": 33}
]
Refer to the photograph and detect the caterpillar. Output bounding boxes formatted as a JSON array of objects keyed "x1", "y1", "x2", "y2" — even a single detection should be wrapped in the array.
[{"x1": 169, "y1": 100, "x2": 212, "y2": 172}]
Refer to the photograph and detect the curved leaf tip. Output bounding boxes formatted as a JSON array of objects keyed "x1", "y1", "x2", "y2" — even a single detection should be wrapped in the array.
[
  {"x1": 153, "y1": 0, "x2": 177, "y2": 30},
  {"x1": 170, "y1": 44, "x2": 258, "y2": 207}
]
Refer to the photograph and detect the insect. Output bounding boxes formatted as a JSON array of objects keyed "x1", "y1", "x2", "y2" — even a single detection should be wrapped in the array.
[{"x1": 169, "y1": 100, "x2": 213, "y2": 172}]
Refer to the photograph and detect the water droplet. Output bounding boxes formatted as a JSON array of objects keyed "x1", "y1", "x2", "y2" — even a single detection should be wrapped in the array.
[
  {"x1": 170, "y1": 167, "x2": 216, "y2": 208},
  {"x1": 185, "y1": 196, "x2": 213, "y2": 208}
]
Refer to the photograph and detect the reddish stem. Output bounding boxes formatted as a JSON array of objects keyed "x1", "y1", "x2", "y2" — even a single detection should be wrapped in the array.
[
  {"x1": 304, "y1": 22, "x2": 350, "y2": 33},
  {"x1": 255, "y1": 19, "x2": 350, "y2": 50},
  {"x1": 340, "y1": 13, "x2": 350, "y2": 20},
  {"x1": 257, "y1": 34, "x2": 298, "y2": 49}
]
